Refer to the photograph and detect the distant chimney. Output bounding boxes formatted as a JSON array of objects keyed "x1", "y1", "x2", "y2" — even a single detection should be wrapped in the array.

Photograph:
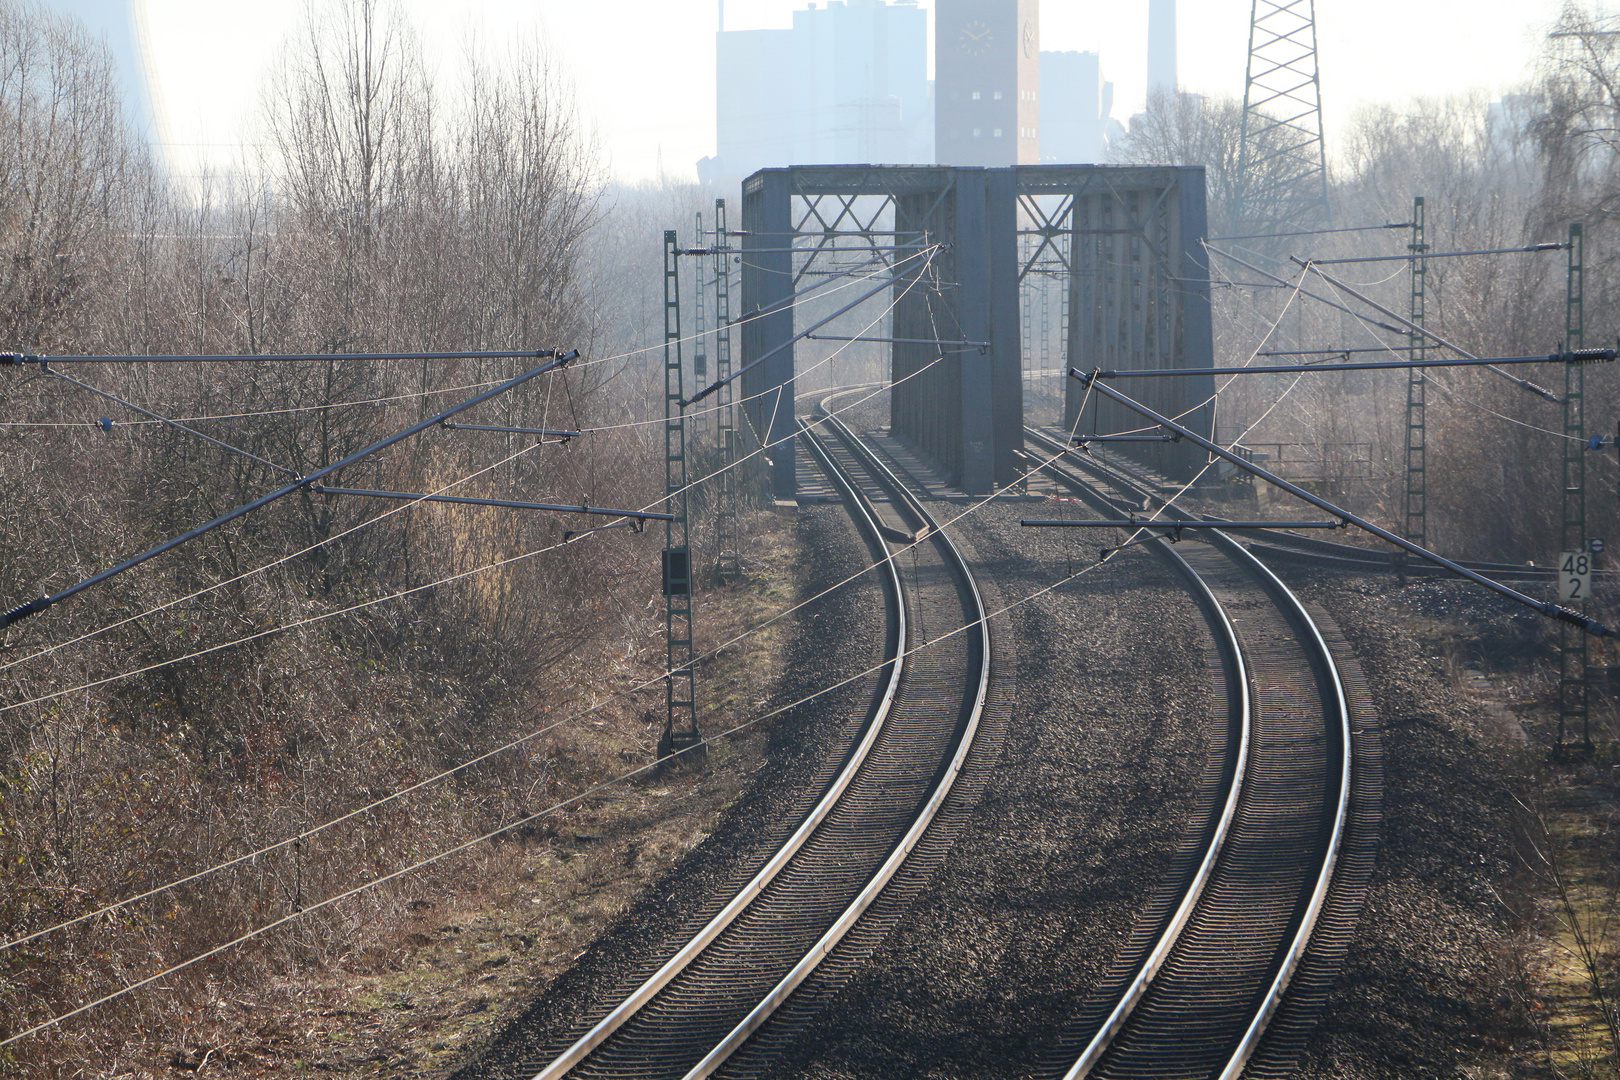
[{"x1": 1147, "y1": 0, "x2": 1177, "y2": 100}]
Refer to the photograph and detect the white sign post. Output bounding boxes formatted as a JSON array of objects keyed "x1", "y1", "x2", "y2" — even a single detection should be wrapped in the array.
[{"x1": 1561, "y1": 550, "x2": 1593, "y2": 603}]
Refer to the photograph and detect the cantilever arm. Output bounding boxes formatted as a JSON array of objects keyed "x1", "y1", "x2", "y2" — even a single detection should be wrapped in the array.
[
  {"x1": 1069, "y1": 367, "x2": 1615, "y2": 638},
  {"x1": 0, "y1": 351, "x2": 579, "y2": 630}
]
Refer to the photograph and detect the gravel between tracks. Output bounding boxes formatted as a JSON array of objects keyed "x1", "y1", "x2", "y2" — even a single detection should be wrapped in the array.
[
  {"x1": 764, "y1": 541, "x2": 1536, "y2": 1080},
  {"x1": 756, "y1": 502, "x2": 1223, "y2": 1079},
  {"x1": 451, "y1": 486, "x2": 1540, "y2": 1080}
]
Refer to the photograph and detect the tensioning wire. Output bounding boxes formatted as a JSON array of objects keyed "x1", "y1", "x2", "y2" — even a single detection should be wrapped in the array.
[
  {"x1": 1308, "y1": 271, "x2": 1583, "y2": 444},
  {"x1": 0, "y1": 248, "x2": 946, "y2": 674},
  {"x1": 0, "y1": 253, "x2": 943, "y2": 696},
  {"x1": 0, "y1": 525, "x2": 1114, "y2": 1051},
  {"x1": 1, "y1": 322, "x2": 1072, "y2": 960}
]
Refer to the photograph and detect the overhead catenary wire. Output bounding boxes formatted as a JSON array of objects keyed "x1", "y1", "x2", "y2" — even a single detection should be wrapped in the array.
[
  {"x1": 0, "y1": 240, "x2": 1047, "y2": 977},
  {"x1": 0, "y1": 376, "x2": 513, "y2": 428},
  {"x1": 1204, "y1": 222, "x2": 1414, "y2": 243},
  {"x1": 0, "y1": 426, "x2": 577, "y2": 674},
  {"x1": 0, "y1": 348, "x2": 563, "y2": 366},
  {"x1": 682, "y1": 249, "x2": 940, "y2": 407},
  {"x1": 43, "y1": 366, "x2": 298, "y2": 476},
  {"x1": 0, "y1": 344, "x2": 995, "y2": 963},
  {"x1": 1204, "y1": 243, "x2": 1411, "y2": 336},
  {"x1": 1293, "y1": 257, "x2": 1563, "y2": 403},
  {"x1": 4, "y1": 281, "x2": 1329, "y2": 1036},
  {"x1": 0, "y1": 246, "x2": 930, "y2": 412},
  {"x1": 310, "y1": 486, "x2": 673, "y2": 521},
  {"x1": 0, "y1": 249, "x2": 946, "y2": 673},
  {"x1": 0, "y1": 263, "x2": 1313, "y2": 985},
  {"x1": 0, "y1": 352, "x2": 577, "y2": 629},
  {"x1": 1307, "y1": 271, "x2": 1589, "y2": 445},
  {"x1": 0, "y1": 247, "x2": 944, "y2": 695},
  {"x1": 1072, "y1": 369, "x2": 1616, "y2": 637},
  {"x1": 0, "y1": 524, "x2": 1114, "y2": 1052},
  {"x1": 0, "y1": 304, "x2": 1020, "y2": 966},
  {"x1": 1082, "y1": 349, "x2": 1616, "y2": 379},
  {"x1": 0, "y1": 362, "x2": 1101, "y2": 1042},
  {"x1": 1306, "y1": 242, "x2": 1569, "y2": 265}
]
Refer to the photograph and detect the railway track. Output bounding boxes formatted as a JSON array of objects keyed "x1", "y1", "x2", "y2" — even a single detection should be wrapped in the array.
[
  {"x1": 512, "y1": 402, "x2": 991, "y2": 1080},
  {"x1": 1025, "y1": 426, "x2": 1379, "y2": 1080}
]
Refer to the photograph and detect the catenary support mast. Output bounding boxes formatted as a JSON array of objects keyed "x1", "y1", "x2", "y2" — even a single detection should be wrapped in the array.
[
  {"x1": 1561, "y1": 222, "x2": 1591, "y2": 753},
  {"x1": 713, "y1": 199, "x2": 743, "y2": 583},
  {"x1": 1404, "y1": 196, "x2": 1429, "y2": 550},
  {"x1": 662, "y1": 231, "x2": 700, "y2": 758}
]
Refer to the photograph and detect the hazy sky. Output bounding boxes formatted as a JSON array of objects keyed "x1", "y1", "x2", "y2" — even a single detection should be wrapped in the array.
[{"x1": 137, "y1": 0, "x2": 1585, "y2": 182}]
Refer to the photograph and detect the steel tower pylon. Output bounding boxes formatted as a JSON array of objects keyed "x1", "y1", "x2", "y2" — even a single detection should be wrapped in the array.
[
  {"x1": 713, "y1": 199, "x2": 743, "y2": 584},
  {"x1": 660, "y1": 230, "x2": 701, "y2": 760},
  {"x1": 1403, "y1": 196, "x2": 1428, "y2": 550},
  {"x1": 1559, "y1": 222, "x2": 1590, "y2": 754},
  {"x1": 1235, "y1": 0, "x2": 1332, "y2": 240}
]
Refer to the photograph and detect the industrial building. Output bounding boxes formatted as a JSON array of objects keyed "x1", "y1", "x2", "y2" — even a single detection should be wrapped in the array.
[
  {"x1": 43, "y1": 0, "x2": 166, "y2": 156},
  {"x1": 1039, "y1": 51, "x2": 1112, "y2": 164},
  {"x1": 1148, "y1": 0, "x2": 1177, "y2": 99},
  {"x1": 933, "y1": 0, "x2": 1040, "y2": 166},
  {"x1": 706, "y1": 0, "x2": 1163, "y2": 179},
  {"x1": 704, "y1": 0, "x2": 932, "y2": 184}
]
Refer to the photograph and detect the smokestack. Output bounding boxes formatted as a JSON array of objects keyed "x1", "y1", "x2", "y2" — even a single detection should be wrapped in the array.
[{"x1": 1147, "y1": 0, "x2": 1177, "y2": 101}]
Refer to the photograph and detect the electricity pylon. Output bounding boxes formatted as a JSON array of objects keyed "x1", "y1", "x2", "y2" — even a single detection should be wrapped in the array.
[{"x1": 1235, "y1": 0, "x2": 1332, "y2": 242}]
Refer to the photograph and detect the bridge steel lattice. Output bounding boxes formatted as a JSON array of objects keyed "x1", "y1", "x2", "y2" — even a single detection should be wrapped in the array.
[
  {"x1": 739, "y1": 164, "x2": 1215, "y2": 496},
  {"x1": 1040, "y1": 166, "x2": 1216, "y2": 483}
]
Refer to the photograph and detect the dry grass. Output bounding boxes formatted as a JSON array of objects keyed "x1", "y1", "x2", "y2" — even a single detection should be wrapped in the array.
[{"x1": 4, "y1": 508, "x2": 801, "y2": 1077}]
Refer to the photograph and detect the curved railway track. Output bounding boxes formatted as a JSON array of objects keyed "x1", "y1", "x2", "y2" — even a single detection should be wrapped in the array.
[
  {"x1": 514, "y1": 401, "x2": 991, "y2": 1080},
  {"x1": 1025, "y1": 426, "x2": 1376, "y2": 1080}
]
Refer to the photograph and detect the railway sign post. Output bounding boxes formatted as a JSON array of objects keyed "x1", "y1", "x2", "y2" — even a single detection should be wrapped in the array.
[{"x1": 1561, "y1": 551, "x2": 1593, "y2": 603}]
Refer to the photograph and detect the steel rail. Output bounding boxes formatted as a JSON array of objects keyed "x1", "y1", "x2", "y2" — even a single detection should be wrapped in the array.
[
  {"x1": 1069, "y1": 369, "x2": 1615, "y2": 638},
  {"x1": 1025, "y1": 427, "x2": 1352, "y2": 1079},
  {"x1": 525, "y1": 411, "x2": 910, "y2": 1080},
  {"x1": 1213, "y1": 529, "x2": 1351, "y2": 1080},
  {"x1": 677, "y1": 407, "x2": 992, "y2": 1080},
  {"x1": 1022, "y1": 426, "x2": 1255, "y2": 1080}
]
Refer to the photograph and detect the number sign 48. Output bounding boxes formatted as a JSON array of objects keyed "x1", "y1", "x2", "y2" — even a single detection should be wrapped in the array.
[{"x1": 1561, "y1": 551, "x2": 1593, "y2": 602}]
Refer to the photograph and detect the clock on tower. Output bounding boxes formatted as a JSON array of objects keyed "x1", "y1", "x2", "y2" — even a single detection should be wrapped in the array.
[{"x1": 935, "y1": 0, "x2": 1039, "y2": 166}]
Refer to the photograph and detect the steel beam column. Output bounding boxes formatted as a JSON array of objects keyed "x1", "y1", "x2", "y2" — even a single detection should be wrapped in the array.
[
  {"x1": 1177, "y1": 165, "x2": 1217, "y2": 459},
  {"x1": 957, "y1": 170, "x2": 994, "y2": 494},
  {"x1": 987, "y1": 167, "x2": 1025, "y2": 489},
  {"x1": 741, "y1": 170, "x2": 797, "y2": 500}
]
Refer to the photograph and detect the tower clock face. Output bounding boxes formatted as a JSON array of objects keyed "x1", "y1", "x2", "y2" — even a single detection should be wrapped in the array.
[
  {"x1": 1022, "y1": 20, "x2": 1036, "y2": 58},
  {"x1": 959, "y1": 19, "x2": 992, "y2": 55}
]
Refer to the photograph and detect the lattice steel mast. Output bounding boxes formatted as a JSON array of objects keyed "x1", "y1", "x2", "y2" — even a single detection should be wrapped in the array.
[
  {"x1": 1560, "y1": 222, "x2": 1590, "y2": 754},
  {"x1": 713, "y1": 199, "x2": 743, "y2": 583},
  {"x1": 1404, "y1": 196, "x2": 1428, "y2": 548},
  {"x1": 661, "y1": 230, "x2": 700, "y2": 759},
  {"x1": 1235, "y1": 0, "x2": 1332, "y2": 240}
]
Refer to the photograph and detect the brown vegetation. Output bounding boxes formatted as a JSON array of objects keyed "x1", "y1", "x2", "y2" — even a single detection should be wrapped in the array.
[
  {"x1": 0, "y1": 1, "x2": 787, "y2": 1075},
  {"x1": 1115, "y1": 6, "x2": 1620, "y2": 570}
]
